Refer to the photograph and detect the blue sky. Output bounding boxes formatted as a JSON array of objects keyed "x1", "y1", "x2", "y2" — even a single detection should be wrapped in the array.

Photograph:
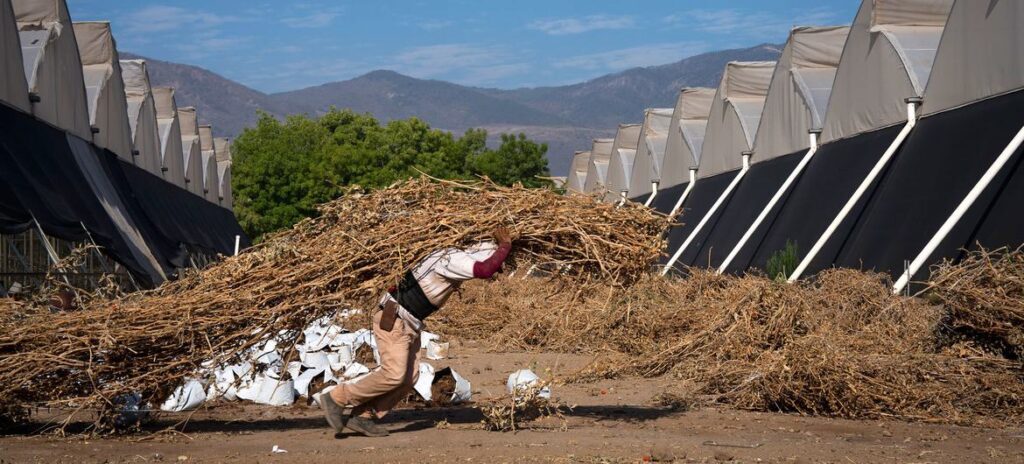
[{"x1": 68, "y1": 1, "x2": 859, "y2": 94}]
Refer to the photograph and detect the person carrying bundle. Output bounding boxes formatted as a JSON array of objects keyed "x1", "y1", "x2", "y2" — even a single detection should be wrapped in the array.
[{"x1": 321, "y1": 226, "x2": 514, "y2": 437}]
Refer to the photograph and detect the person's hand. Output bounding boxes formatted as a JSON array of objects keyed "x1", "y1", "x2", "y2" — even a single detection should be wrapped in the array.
[{"x1": 492, "y1": 226, "x2": 513, "y2": 245}]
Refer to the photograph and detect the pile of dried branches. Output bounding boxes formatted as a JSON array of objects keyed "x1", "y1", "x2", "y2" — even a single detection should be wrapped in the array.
[
  {"x1": 479, "y1": 380, "x2": 566, "y2": 432},
  {"x1": 0, "y1": 178, "x2": 667, "y2": 430},
  {"x1": 442, "y1": 258, "x2": 1024, "y2": 426},
  {"x1": 927, "y1": 247, "x2": 1024, "y2": 360}
]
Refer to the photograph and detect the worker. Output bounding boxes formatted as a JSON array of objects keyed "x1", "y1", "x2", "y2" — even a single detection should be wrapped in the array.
[{"x1": 321, "y1": 226, "x2": 514, "y2": 437}]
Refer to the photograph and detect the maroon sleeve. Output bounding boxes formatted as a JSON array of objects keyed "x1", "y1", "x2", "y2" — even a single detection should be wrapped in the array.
[{"x1": 472, "y1": 242, "x2": 511, "y2": 279}]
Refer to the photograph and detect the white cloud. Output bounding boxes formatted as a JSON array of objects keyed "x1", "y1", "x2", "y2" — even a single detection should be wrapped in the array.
[
  {"x1": 419, "y1": 19, "x2": 454, "y2": 31},
  {"x1": 528, "y1": 15, "x2": 634, "y2": 35},
  {"x1": 555, "y1": 42, "x2": 710, "y2": 72},
  {"x1": 281, "y1": 10, "x2": 341, "y2": 28},
  {"x1": 121, "y1": 5, "x2": 238, "y2": 33},
  {"x1": 669, "y1": 7, "x2": 839, "y2": 41}
]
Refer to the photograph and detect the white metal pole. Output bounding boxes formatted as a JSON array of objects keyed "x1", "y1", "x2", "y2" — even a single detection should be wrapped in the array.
[
  {"x1": 788, "y1": 99, "x2": 920, "y2": 283},
  {"x1": 669, "y1": 168, "x2": 698, "y2": 217},
  {"x1": 662, "y1": 153, "x2": 751, "y2": 276},
  {"x1": 643, "y1": 181, "x2": 659, "y2": 207},
  {"x1": 892, "y1": 124, "x2": 1024, "y2": 294},
  {"x1": 718, "y1": 131, "x2": 820, "y2": 274},
  {"x1": 234, "y1": 235, "x2": 241, "y2": 256}
]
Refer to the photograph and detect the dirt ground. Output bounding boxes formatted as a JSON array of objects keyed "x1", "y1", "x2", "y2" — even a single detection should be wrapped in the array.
[{"x1": 2, "y1": 341, "x2": 1023, "y2": 463}]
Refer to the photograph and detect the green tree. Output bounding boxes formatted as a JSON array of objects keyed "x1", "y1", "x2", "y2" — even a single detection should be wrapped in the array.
[
  {"x1": 467, "y1": 133, "x2": 551, "y2": 188},
  {"x1": 231, "y1": 110, "x2": 551, "y2": 241}
]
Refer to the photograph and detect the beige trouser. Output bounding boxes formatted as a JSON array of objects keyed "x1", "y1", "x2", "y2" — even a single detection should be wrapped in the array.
[{"x1": 329, "y1": 309, "x2": 421, "y2": 418}]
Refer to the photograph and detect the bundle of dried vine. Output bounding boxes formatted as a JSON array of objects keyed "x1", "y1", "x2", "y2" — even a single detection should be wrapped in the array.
[
  {"x1": 479, "y1": 380, "x2": 566, "y2": 432},
  {"x1": 927, "y1": 247, "x2": 1024, "y2": 360},
  {"x1": 0, "y1": 178, "x2": 667, "y2": 430},
  {"x1": 442, "y1": 264, "x2": 1024, "y2": 426}
]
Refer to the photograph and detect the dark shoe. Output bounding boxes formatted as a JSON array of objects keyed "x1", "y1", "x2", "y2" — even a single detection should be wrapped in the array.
[
  {"x1": 346, "y1": 416, "x2": 390, "y2": 437},
  {"x1": 320, "y1": 393, "x2": 350, "y2": 433}
]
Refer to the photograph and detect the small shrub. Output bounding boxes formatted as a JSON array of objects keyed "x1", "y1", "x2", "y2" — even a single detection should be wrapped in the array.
[{"x1": 766, "y1": 240, "x2": 799, "y2": 281}]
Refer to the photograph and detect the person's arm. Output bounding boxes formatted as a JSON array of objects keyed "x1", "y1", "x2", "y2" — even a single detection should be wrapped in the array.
[{"x1": 472, "y1": 242, "x2": 511, "y2": 279}]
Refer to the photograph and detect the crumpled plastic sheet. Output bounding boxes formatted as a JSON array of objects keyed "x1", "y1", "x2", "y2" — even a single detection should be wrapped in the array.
[
  {"x1": 506, "y1": 369, "x2": 551, "y2": 399},
  {"x1": 412, "y1": 363, "x2": 472, "y2": 403},
  {"x1": 160, "y1": 312, "x2": 470, "y2": 411}
]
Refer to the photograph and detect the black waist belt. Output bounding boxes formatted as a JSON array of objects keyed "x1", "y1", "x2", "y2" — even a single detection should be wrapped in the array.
[{"x1": 389, "y1": 270, "x2": 438, "y2": 321}]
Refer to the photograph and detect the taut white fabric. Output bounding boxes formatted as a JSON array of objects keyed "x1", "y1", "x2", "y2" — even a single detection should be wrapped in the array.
[
  {"x1": 922, "y1": 0, "x2": 1024, "y2": 116},
  {"x1": 198, "y1": 125, "x2": 221, "y2": 204},
  {"x1": 821, "y1": 0, "x2": 953, "y2": 144},
  {"x1": 13, "y1": 0, "x2": 91, "y2": 139},
  {"x1": 660, "y1": 88, "x2": 714, "y2": 189},
  {"x1": 628, "y1": 108, "x2": 673, "y2": 198},
  {"x1": 603, "y1": 124, "x2": 642, "y2": 202},
  {"x1": 583, "y1": 138, "x2": 614, "y2": 193},
  {"x1": 699, "y1": 61, "x2": 774, "y2": 180},
  {"x1": 152, "y1": 87, "x2": 186, "y2": 188},
  {"x1": 754, "y1": 26, "x2": 848, "y2": 160},
  {"x1": 178, "y1": 107, "x2": 205, "y2": 197},
  {"x1": 1, "y1": 0, "x2": 29, "y2": 111},
  {"x1": 74, "y1": 22, "x2": 133, "y2": 161},
  {"x1": 214, "y1": 137, "x2": 234, "y2": 210},
  {"x1": 120, "y1": 60, "x2": 162, "y2": 175},
  {"x1": 565, "y1": 150, "x2": 591, "y2": 193}
]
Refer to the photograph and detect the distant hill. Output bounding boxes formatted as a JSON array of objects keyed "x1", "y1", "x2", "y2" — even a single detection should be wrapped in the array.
[{"x1": 130, "y1": 43, "x2": 781, "y2": 176}]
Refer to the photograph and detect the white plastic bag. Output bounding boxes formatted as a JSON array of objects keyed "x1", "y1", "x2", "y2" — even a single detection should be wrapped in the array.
[{"x1": 506, "y1": 369, "x2": 551, "y2": 399}]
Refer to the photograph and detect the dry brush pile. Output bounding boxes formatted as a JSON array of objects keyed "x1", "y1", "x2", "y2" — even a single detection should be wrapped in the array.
[
  {"x1": 440, "y1": 252, "x2": 1024, "y2": 426},
  {"x1": 0, "y1": 178, "x2": 667, "y2": 430}
]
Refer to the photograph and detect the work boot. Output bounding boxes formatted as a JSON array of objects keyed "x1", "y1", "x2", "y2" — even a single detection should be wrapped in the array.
[
  {"x1": 346, "y1": 416, "x2": 390, "y2": 437},
  {"x1": 320, "y1": 393, "x2": 350, "y2": 433}
]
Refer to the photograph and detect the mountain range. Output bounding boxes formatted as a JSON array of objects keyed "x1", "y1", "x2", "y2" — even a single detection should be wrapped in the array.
[{"x1": 126, "y1": 43, "x2": 781, "y2": 176}]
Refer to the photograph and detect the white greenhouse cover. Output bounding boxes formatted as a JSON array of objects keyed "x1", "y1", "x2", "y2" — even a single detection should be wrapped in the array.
[
  {"x1": 13, "y1": 0, "x2": 91, "y2": 139},
  {"x1": 921, "y1": 0, "x2": 1024, "y2": 116},
  {"x1": 603, "y1": 124, "x2": 642, "y2": 202},
  {"x1": 583, "y1": 138, "x2": 614, "y2": 193},
  {"x1": 1, "y1": 0, "x2": 29, "y2": 111},
  {"x1": 214, "y1": 137, "x2": 234, "y2": 210},
  {"x1": 821, "y1": 0, "x2": 953, "y2": 144},
  {"x1": 74, "y1": 21, "x2": 133, "y2": 161},
  {"x1": 152, "y1": 87, "x2": 186, "y2": 188},
  {"x1": 565, "y1": 150, "x2": 591, "y2": 193},
  {"x1": 699, "y1": 61, "x2": 775, "y2": 180},
  {"x1": 627, "y1": 108, "x2": 674, "y2": 198},
  {"x1": 120, "y1": 59, "x2": 163, "y2": 175},
  {"x1": 659, "y1": 88, "x2": 715, "y2": 189},
  {"x1": 753, "y1": 26, "x2": 848, "y2": 159},
  {"x1": 178, "y1": 107, "x2": 205, "y2": 197},
  {"x1": 198, "y1": 125, "x2": 221, "y2": 204}
]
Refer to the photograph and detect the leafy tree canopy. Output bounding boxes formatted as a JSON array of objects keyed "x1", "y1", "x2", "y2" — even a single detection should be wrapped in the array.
[{"x1": 232, "y1": 109, "x2": 551, "y2": 241}]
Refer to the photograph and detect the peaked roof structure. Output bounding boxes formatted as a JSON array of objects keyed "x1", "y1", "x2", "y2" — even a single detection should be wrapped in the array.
[
  {"x1": 74, "y1": 21, "x2": 133, "y2": 161},
  {"x1": 583, "y1": 138, "x2": 614, "y2": 194},
  {"x1": 214, "y1": 137, "x2": 234, "y2": 210},
  {"x1": 152, "y1": 87, "x2": 186, "y2": 188},
  {"x1": 120, "y1": 59, "x2": 162, "y2": 175},
  {"x1": 1, "y1": 0, "x2": 29, "y2": 111},
  {"x1": 565, "y1": 150, "x2": 591, "y2": 193},
  {"x1": 821, "y1": 0, "x2": 954, "y2": 143},
  {"x1": 12, "y1": 0, "x2": 91, "y2": 139},
  {"x1": 627, "y1": 108, "x2": 673, "y2": 200},
  {"x1": 828, "y1": 0, "x2": 1024, "y2": 284},
  {"x1": 659, "y1": 88, "x2": 715, "y2": 190},
  {"x1": 754, "y1": 26, "x2": 849, "y2": 158},
  {"x1": 198, "y1": 125, "x2": 221, "y2": 204},
  {"x1": 177, "y1": 106, "x2": 205, "y2": 197},
  {"x1": 921, "y1": 0, "x2": 1024, "y2": 116},
  {"x1": 699, "y1": 61, "x2": 775, "y2": 180},
  {"x1": 603, "y1": 123, "x2": 642, "y2": 201}
]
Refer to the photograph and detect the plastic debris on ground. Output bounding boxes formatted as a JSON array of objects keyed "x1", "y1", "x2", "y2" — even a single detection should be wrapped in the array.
[
  {"x1": 507, "y1": 369, "x2": 551, "y2": 399},
  {"x1": 157, "y1": 312, "x2": 473, "y2": 411}
]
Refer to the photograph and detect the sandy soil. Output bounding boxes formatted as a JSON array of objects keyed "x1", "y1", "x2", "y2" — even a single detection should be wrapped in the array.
[{"x1": 2, "y1": 341, "x2": 1023, "y2": 463}]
